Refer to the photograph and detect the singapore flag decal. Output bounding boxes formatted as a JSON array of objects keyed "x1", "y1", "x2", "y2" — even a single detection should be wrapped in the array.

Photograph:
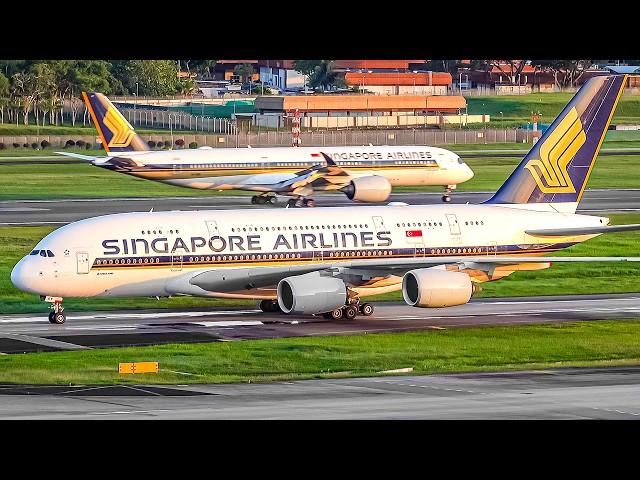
[{"x1": 406, "y1": 229, "x2": 423, "y2": 244}]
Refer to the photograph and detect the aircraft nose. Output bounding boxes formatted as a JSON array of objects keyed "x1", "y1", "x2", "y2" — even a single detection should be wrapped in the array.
[
  {"x1": 11, "y1": 258, "x2": 40, "y2": 294},
  {"x1": 464, "y1": 163, "x2": 475, "y2": 181},
  {"x1": 10, "y1": 258, "x2": 29, "y2": 292}
]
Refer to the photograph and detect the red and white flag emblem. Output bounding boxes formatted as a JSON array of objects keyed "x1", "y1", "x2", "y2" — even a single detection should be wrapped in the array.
[{"x1": 406, "y1": 230, "x2": 423, "y2": 238}]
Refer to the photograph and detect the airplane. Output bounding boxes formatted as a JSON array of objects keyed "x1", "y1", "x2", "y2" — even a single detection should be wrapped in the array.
[
  {"x1": 13, "y1": 74, "x2": 640, "y2": 325},
  {"x1": 54, "y1": 92, "x2": 474, "y2": 206}
]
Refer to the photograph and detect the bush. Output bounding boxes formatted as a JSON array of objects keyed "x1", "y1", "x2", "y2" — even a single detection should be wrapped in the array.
[
  {"x1": 85, "y1": 142, "x2": 91, "y2": 150},
  {"x1": 40, "y1": 140, "x2": 50, "y2": 149},
  {"x1": 175, "y1": 138, "x2": 185, "y2": 147},
  {"x1": 189, "y1": 141, "x2": 198, "y2": 149},
  {"x1": 163, "y1": 140, "x2": 171, "y2": 148},
  {"x1": 0, "y1": 143, "x2": 5, "y2": 150},
  {"x1": 76, "y1": 140, "x2": 86, "y2": 147},
  {"x1": 65, "y1": 139, "x2": 76, "y2": 148},
  {"x1": 23, "y1": 143, "x2": 29, "y2": 148},
  {"x1": 31, "y1": 142, "x2": 38, "y2": 149},
  {"x1": 147, "y1": 140, "x2": 156, "y2": 148},
  {"x1": 12, "y1": 143, "x2": 20, "y2": 148}
]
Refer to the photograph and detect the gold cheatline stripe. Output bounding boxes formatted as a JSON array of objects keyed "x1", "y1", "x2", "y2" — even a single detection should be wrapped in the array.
[{"x1": 90, "y1": 247, "x2": 564, "y2": 271}]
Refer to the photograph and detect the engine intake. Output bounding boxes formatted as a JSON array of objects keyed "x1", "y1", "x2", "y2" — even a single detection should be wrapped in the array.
[
  {"x1": 341, "y1": 175, "x2": 392, "y2": 203},
  {"x1": 402, "y1": 269, "x2": 473, "y2": 308},
  {"x1": 277, "y1": 272, "x2": 347, "y2": 315}
]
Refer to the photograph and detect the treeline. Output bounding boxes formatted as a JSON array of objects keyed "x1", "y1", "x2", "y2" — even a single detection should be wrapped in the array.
[{"x1": 0, "y1": 60, "x2": 214, "y2": 127}]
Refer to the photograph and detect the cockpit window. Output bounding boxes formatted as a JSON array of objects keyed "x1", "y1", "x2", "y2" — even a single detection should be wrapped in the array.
[
  {"x1": 29, "y1": 250, "x2": 39, "y2": 255},
  {"x1": 40, "y1": 250, "x2": 47, "y2": 257},
  {"x1": 46, "y1": 250, "x2": 54, "y2": 257}
]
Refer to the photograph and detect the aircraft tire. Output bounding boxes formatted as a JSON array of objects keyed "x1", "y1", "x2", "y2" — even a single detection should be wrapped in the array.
[
  {"x1": 50, "y1": 312, "x2": 66, "y2": 324},
  {"x1": 442, "y1": 195, "x2": 451, "y2": 203},
  {"x1": 360, "y1": 303, "x2": 374, "y2": 316},
  {"x1": 344, "y1": 305, "x2": 358, "y2": 320}
]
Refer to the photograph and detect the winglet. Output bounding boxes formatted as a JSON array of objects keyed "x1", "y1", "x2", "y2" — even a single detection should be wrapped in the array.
[{"x1": 320, "y1": 152, "x2": 337, "y2": 166}]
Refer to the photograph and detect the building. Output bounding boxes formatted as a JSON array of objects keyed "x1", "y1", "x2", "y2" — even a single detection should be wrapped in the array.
[
  {"x1": 213, "y1": 60, "x2": 260, "y2": 83},
  {"x1": 344, "y1": 71, "x2": 451, "y2": 95},
  {"x1": 257, "y1": 60, "x2": 305, "y2": 91}
]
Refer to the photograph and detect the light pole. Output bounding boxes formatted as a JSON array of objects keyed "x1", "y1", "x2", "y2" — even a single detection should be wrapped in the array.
[
  {"x1": 134, "y1": 82, "x2": 139, "y2": 126},
  {"x1": 412, "y1": 70, "x2": 418, "y2": 95}
]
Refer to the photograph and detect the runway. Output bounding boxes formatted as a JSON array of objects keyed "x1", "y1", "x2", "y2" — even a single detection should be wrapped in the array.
[
  {"x1": 2, "y1": 188, "x2": 639, "y2": 226},
  {"x1": 1, "y1": 366, "x2": 640, "y2": 419},
  {"x1": 1, "y1": 293, "x2": 639, "y2": 354}
]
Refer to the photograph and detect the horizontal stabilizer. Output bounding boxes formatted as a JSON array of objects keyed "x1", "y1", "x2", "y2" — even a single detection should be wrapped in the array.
[
  {"x1": 54, "y1": 151, "x2": 99, "y2": 161},
  {"x1": 526, "y1": 224, "x2": 640, "y2": 236}
]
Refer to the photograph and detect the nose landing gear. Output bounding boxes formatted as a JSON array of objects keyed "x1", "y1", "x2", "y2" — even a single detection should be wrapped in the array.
[
  {"x1": 286, "y1": 198, "x2": 315, "y2": 208},
  {"x1": 45, "y1": 296, "x2": 66, "y2": 324}
]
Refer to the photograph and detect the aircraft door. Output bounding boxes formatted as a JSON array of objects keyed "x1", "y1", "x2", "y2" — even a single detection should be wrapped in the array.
[
  {"x1": 446, "y1": 214, "x2": 461, "y2": 235},
  {"x1": 206, "y1": 220, "x2": 220, "y2": 238},
  {"x1": 76, "y1": 252, "x2": 90, "y2": 274},
  {"x1": 372, "y1": 216, "x2": 385, "y2": 233},
  {"x1": 487, "y1": 241, "x2": 498, "y2": 255},
  {"x1": 171, "y1": 254, "x2": 183, "y2": 271}
]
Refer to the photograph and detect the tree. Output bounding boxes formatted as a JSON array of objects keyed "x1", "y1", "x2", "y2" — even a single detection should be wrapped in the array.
[
  {"x1": 118, "y1": 60, "x2": 181, "y2": 96},
  {"x1": 234, "y1": 63, "x2": 255, "y2": 84},
  {"x1": 531, "y1": 60, "x2": 594, "y2": 88},
  {"x1": 0, "y1": 72, "x2": 9, "y2": 123},
  {"x1": 307, "y1": 60, "x2": 343, "y2": 91}
]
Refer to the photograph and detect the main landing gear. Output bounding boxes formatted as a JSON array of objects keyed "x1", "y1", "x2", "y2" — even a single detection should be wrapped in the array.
[
  {"x1": 46, "y1": 297, "x2": 66, "y2": 324},
  {"x1": 322, "y1": 300, "x2": 374, "y2": 320},
  {"x1": 259, "y1": 299, "x2": 282, "y2": 313},
  {"x1": 286, "y1": 198, "x2": 315, "y2": 208},
  {"x1": 251, "y1": 194, "x2": 277, "y2": 205},
  {"x1": 442, "y1": 185, "x2": 455, "y2": 203}
]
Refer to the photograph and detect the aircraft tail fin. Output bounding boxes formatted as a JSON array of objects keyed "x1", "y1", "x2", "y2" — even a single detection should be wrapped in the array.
[
  {"x1": 82, "y1": 92, "x2": 148, "y2": 153},
  {"x1": 485, "y1": 75, "x2": 627, "y2": 211}
]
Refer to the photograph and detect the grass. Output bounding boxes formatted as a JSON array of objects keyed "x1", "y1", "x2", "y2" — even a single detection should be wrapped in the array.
[
  {"x1": 2, "y1": 213, "x2": 640, "y2": 314},
  {"x1": 2, "y1": 148, "x2": 640, "y2": 200},
  {"x1": 467, "y1": 93, "x2": 640, "y2": 125},
  {"x1": 1, "y1": 319, "x2": 640, "y2": 384}
]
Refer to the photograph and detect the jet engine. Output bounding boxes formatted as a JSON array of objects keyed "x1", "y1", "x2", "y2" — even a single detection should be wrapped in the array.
[
  {"x1": 402, "y1": 269, "x2": 473, "y2": 308},
  {"x1": 277, "y1": 272, "x2": 347, "y2": 315},
  {"x1": 341, "y1": 175, "x2": 392, "y2": 203}
]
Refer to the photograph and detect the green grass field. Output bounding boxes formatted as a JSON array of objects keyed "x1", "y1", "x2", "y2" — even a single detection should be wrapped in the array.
[
  {"x1": 467, "y1": 93, "x2": 640, "y2": 125},
  {"x1": 1, "y1": 319, "x2": 639, "y2": 384},
  {"x1": 1, "y1": 148, "x2": 640, "y2": 200},
  {"x1": 2, "y1": 213, "x2": 640, "y2": 314}
]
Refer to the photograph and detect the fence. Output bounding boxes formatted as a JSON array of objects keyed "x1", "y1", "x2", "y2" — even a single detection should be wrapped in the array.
[
  {"x1": 119, "y1": 108, "x2": 238, "y2": 134},
  {"x1": 0, "y1": 128, "x2": 530, "y2": 150}
]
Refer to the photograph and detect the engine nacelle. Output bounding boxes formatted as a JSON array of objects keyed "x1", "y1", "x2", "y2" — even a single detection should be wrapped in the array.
[
  {"x1": 277, "y1": 272, "x2": 347, "y2": 315},
  {"x1": 402, "y1": 269, "x2": 472, "y2": 308},
  {"x1": 341, "y1": 175, "x2": 392, "y2": 203}
]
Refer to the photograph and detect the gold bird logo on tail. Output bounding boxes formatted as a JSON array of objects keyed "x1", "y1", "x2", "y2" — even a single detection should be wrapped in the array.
[
  {"x1": 103, "y1": 106, "x2": 136, "y2": 148},
  {"x1": 524, "y1": 107, "x2": 586, "y2": 194}
]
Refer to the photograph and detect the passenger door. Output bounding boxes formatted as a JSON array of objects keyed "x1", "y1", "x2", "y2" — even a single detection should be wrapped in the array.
[{"x1": 76, "y1": 251, "x2": 89, "y2": 274}]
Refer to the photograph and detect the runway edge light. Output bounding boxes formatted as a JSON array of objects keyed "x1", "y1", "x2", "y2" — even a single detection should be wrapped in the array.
[{"x1": 118, "y1": 362, "x2": 159, "y2": 374}]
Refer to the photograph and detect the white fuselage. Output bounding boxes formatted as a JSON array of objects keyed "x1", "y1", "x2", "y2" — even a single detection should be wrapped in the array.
[
  {"x1": 12, "y1": 204, "x2": 606, "y2": 300},
  {"x1": 98, "y1": 145, "x2": 474, "y2": 191}
]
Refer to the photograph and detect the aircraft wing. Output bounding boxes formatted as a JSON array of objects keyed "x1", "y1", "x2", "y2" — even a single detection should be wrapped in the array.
[
  {"x1": 187, "y1": 255, "x2": 640, "y2": 293},
  {"x1": 269, "y1": 152, "x2": 352, "y2": 194},
  {"x1": 526, "y1": 224, "x2": 640, "y2": 236}
]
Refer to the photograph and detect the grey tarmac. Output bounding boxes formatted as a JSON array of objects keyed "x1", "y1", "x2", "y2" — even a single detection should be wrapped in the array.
[
  {"x1": 2, "y1": 188, "x2": 640, "y2": 226},
  {"x1": 1, "y1": 293, "x2": 639, "y2": 353},
  {"x1": 1, "y1": 366, "x2": 640, "y2": 419}
]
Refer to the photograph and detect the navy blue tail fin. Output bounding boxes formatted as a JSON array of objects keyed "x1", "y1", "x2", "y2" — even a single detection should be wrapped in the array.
[
  {"x1": 485, "y1": 75, "x2": 627, "y2": 209},
  {"x1": 82, "y1": 92, "x2": 148, "y2": 153}
]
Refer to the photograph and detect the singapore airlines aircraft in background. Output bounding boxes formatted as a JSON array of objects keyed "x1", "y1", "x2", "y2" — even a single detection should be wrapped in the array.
[
  {"x1": 15, "y1": 75, "x2": 640, "y2": 324},
  {"x1": 54, "y1": 92, "x2": 474, "y2": 206}
]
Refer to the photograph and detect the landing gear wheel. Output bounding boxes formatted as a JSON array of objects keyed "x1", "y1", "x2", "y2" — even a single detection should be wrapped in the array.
[
  {"x1": 251, "y1": 196, "x2": 258, "y2": 204},
  {"x1": 303, "y1": 198, "x2": 315, "y2": 208},
  {"x1": 259, "y1": 300, "x2": 272, "y2": 312},
  {"x1": 360, "y1": 303, "x2": 374, "y2": 316},
  {"x1": 50, "y1": 312, "x2": 66, "y2": 324},
  {"x1": 344, "y1": 305, "x2": 358, "y2": 320},
  {"x1": 287, "y1": 199, "x2": 297, "y2": 208},
  {"x1": 326, "y1": 308, "x2": 343, "y2": 320},
  {"x1": 442, "y1": 195, "x2": 451, "y2": 203},
  {"x1": 267, "y1": 196, "x2": 277, "y2": 205}
]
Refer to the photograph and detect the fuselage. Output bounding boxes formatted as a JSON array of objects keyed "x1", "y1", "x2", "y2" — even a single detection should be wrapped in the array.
[
  {"x1": 11, "y1": 204, "x2": 607, "y2": 300},
  {"x1": 96, "y1": 145, "x2": 474, "y2": 191}
]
